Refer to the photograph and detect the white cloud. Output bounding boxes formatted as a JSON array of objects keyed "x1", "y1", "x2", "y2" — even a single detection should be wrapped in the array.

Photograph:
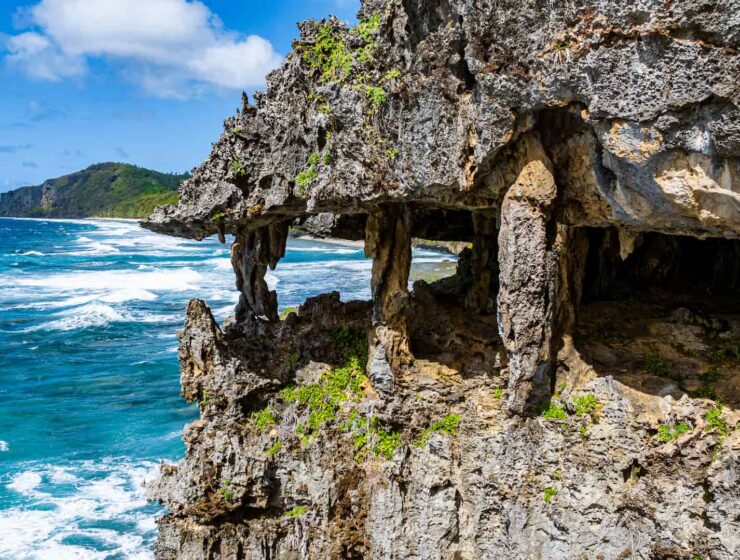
[{"x1": 3, "y1": 0, "x2": 283, "y2": 96}]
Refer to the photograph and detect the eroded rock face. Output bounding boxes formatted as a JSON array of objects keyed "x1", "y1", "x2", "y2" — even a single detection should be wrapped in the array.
[{"x1": 143, "y1": 0, "x2": 739, "y2": 558}]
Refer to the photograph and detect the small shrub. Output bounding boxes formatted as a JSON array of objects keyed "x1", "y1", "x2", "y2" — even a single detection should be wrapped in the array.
[
  {"x1": 704, "y1": 404, "x2": 730, "y2": 443},
  {"x1": 231, "y1": 155, "x2": 248, "y2": 178},
  {"x1": 656, "y1": 422, "x2": 691, "y2": 442},
  {"x1": 200, "y1": 390, "x2": 209, "y2": 407},
  {"x1": 493, "y1": 388, "x2": 503, "y2": 400},
  {"x1": 574, "y1": 394, "x2": 599, "y2": 417},
  {"x1": 541, "y1": 402, "x2": 567, "y2": 421},
  {"x1": 578, "y1": 425, "x2": 589, "y2": 437},
  {"x1": 283, "y1": 351, "x2": 300, "y2": 370},
  {"x1": 413, "y1": 414, "x2": 462, "y2": 448},
  {"x1": 296, "y1": 166, "x2": 318, "y2": 189},
  {"x1": 266, "y1": 441, "x2": 282, "y2": 457},
  {"x1": 251, "y1": 407, "x2": 279, "y2": 431},
  {"x1": 211, "y1": 212, "x2": 225, "y2": 221},
  {"x1": 307, "y1": 152, "x2": 321, "y2": 165},
  {"x1": 700, "y1": 366, "x2": 721, "y2": 384},
  {"x1": 544, "y1": 487, "x2": 558, "y2": 504},
  {"x1": 382, "y1": 68, "x2": 401, "y2": 82},
  {"x1": 645, "y1": 353, "x2": 672, "y2": 376},
  {"x1": 385, "y1": 147, "x2": 400, "y2": 161},
  {"x1": 219, "y1": 480, "x2": 234, "y2": 502},
  {"x1": 365, "y1": 86, "x2": 387, "y2": 110},
  {"x1": 285, "y1": 505, "x2": 308, "y2": 518}
]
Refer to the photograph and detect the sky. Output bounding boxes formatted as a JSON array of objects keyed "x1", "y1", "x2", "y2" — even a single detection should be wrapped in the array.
[{"x1": 0, "y1": 0, "x2": 360, "y2": 193}]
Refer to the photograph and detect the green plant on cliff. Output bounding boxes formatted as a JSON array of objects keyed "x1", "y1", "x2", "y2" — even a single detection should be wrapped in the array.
[
  {"x1": 704, "y1": 403, "x2": 730, "y2": 444},
  {"x1": 644, "y1": 353, "x2": 672, "y2": 377},
  {"x1": 285, "y1": 505, "x2": 308, "y2": 518},
  {"x1": 265, "y1": 440, "x2": 282, "y2": 457},
  {"x1": 280, "y1": 353, "x2": 368, "y2": 441},
  {"x1": 219, "y1": 480, "x2": 235, "y2": 502},
  {"x1": 574, "y1": 394, "x2": 600, "y2": 418},
  {"x1": 543, "y1": 487, "x2": 558, "y2": 504},
  {"x1": 541, "y1": 401, "x2": 567, "y2": 421},
  {"x1": 656, "y1": 422, "x2": 691, "y2": 442},
  {"x1": 413, "y1": 414, "x2": 462, "y2": 448},
  {"x1": 251, "y1": 407, "x2": 279, "y2": 431},
  {"x1": 231, "y1": 155, "x2": 248, "y2": 178}
]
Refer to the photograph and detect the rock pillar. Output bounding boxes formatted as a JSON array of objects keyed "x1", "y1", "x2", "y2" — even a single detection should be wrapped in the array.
[
  {"x1": 231, "y1": 222, "x2": 289, "y2": 323},
  {"x1": 365, "y1": 204, "x2": 412, "y2": 394},
  {"x1": 497, "y1": 134, "x2": 559, "y2": 415}
]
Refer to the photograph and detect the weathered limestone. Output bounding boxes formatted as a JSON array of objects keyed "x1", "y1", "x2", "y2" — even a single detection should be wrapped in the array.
[
  {"x1": 365, "y1": 204, "x2": 412, "y2": 393},
  {"x1": 141, "y1": 0, "x2": 740, "y2": 557},
  {"x1": 231, "y1": 222, "x2": 289, "y2": 323},
  {"x1": 497, "y1": 135, "x2": 559, "y2": 415},
  {"x1": 463, "y1": 211, "x2": 498, "y2": 314}
]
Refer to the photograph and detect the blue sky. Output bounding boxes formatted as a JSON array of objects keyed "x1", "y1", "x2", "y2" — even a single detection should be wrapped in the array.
[{"x1": 0, "y1": 0, "x2": 360, "y2": 193}]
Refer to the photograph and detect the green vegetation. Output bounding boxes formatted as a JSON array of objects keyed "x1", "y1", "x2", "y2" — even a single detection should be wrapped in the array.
[
  {"x1": 413, "y1": 414, "x2": 462, "y2": 448},
  {"x1": 283, "y1": 352, "x2": 301, "y2": 370},
  {"x1": 347, "y1": 413, "x2": 402, "y2": 461},
  {"x1": 231, "y1": 155, "x2": 248, "y2": 178},
  {"x1": 200, "y1": 390, "x2": 209, "y2": 408},
  {"x1": 219, "y1": 480, "x2": 234, "y2": 502},
  {"x1": 385, "y1": 147, "x2": 400, "y2": 161},
  {"x1": 0, "y1": 163, "x2": 189, "y2": 219},
  {"x1": 211, "y1": 212, "x2": 225, "y2": 221},
  {"x1": 541, "y1": 402, "x2": 567, "y2": 421},
  {"x1": 364, "y1": 86, "x2": 387, "y2": 111},
  {"x1": 382, "y1": 68, "x2": 401, "y2": 82},
  {"x1": 279, "y1": 307, "x2": 297, "y2": 320},
  {"x1": 656, "y1": 422, "x2": 691, "y2": 442},
  {"x1": 251, "y1": 407, "x2": 279, "y2": 431},
  {"x1": 278, "y1": 327, "x2": 402, "y2": 462},
  {"x1": 704, "y1": 404, "x2": 730, "y2": 444},
  {"x1": 493, "y1": 388, "x2": 503, "y2": 400},
  {"x1": 295, "y1": 166, "x2": 318, "y2": 191},
  {"x1": 544, "y1": 487, "x2": 558, "y2": 504},
  {"x1": 266, "y1": 441, "x2": 282, "y2": 457},
  {"x1": 574, "y1": 394, "x2": 599, "y2": 418},
  {"x1": 644, "y1": 353, "x2": 673, "y2": 376},
  {"x1": 285, "y1": 505, "x2": 308, "y2": 518}
]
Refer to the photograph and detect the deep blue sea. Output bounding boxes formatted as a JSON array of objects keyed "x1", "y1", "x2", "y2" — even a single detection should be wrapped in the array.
[{"x1": 0, "y1": 217, "x2": 452, "y2": 559}]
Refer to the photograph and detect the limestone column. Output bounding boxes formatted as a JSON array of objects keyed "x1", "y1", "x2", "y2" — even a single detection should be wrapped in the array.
[
  {"x1": 497, "y1": 134, "x2": 559, "y2": 415},
  {"x1": 231, "y1": 222, "x2": 289, "y2": 323},
  {"x1": 365, "y1": 204, "x2": 412, "y2": 394},
  {"x1": 464, "y1": 210, "x2": 498, "y2": 314}
]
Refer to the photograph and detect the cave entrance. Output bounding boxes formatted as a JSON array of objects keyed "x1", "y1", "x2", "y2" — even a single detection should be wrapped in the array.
[
  {"x1": 572, "y1": 227, "x2": 740, "y2": 406},
  {"x1": 406, "y1": 208, "x2": 504, "y2": 384}
]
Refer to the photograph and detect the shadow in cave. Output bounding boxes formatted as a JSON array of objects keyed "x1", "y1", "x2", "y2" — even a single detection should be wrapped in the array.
[{"x1": 571, "y1": 227, "x2": 740, "y2": 409}]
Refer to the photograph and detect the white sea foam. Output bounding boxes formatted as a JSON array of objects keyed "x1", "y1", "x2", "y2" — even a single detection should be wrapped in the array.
[
  {"x1": 0, "y1": 440, "x2": 8, "y2": 452},
  {"x1": 19, "y1": 250, "x2": 45, "y2": 256},
  {"x1": 30, "y1": 303, "x2": 131, "y2": 332},
  {"x1": 0, "y1": 459, "x2": 159, "y2": 560}
]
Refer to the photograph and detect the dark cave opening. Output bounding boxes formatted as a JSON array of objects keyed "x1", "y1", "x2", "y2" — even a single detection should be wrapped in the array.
[{"x1": 573, "y1": 227, "x2": 740, "y2": 407}]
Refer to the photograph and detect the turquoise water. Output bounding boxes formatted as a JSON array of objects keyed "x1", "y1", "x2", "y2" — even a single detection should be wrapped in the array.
[{"x1": 0, "y1": 217, "x2": 452, "y2": 559}]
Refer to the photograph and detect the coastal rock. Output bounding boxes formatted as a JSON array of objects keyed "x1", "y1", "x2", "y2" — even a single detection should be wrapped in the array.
[{"x1": 144, "y1": 0, "x2": 739, "y2": 558}]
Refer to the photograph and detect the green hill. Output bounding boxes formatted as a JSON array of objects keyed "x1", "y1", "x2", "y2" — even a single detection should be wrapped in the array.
[{"x1": 0, "y1": 163, "x2": 190, "y2": 219}]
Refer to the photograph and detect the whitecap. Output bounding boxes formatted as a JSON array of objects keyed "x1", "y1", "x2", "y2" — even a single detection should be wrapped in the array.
[
  {"x1": 19, "y1": 250, "x2": 45, "y2": 256},
  {"x1": 8, "y1": 471, "x2": 42, "y2": 493},
  {"x1": 0, "y1": 440, "x2": 8, "y2": 452},
  {"x1": 30, "y1": 303, "x2": 131, "y2": 332},
  {"x1": 0, "y1": 459, "x2": 159, "y2": 560}
]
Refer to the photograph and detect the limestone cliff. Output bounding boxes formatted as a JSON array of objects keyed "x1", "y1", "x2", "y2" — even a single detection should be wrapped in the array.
[{"x1": 144, "y1": 1, "x2": 739, "y2": 558}]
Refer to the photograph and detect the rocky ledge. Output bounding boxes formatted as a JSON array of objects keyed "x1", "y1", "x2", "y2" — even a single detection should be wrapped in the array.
[{"x1": 143, "y1": 0, "x2": 739, "y2": 558}]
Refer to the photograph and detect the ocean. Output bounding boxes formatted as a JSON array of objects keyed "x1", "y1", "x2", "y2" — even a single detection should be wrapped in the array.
[{"x1": 0, "y1": 217, "x2": 454, "y2": 559}]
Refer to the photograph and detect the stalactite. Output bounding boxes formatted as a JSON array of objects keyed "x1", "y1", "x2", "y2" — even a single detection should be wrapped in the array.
[{"x1": 231, "y1": 222, "x2": 289, "y2": 323}]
